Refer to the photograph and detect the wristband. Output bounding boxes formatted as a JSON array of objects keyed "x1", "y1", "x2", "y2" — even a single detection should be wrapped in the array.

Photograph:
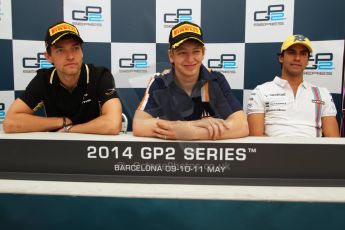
[
  {"x1": 62, "y1": 117, "x2": 66, "y2": 128},
  {"x1": 64, "y1": 124, "x2": 73, "y2": 133}
]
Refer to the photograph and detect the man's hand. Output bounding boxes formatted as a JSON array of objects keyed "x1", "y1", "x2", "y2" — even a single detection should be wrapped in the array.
[
  {"x1": 133, "y1": 110, "x2": 248, "y2": 140},
  {"x1": 154, "y1": 120, "x2": 192, "y2": 140},
  {"x1": 191, "y1": 117, "x2": 230, "y2": 140},
  {"x1": 153, "y1": 118, "x2": 231, "y2": 140}
]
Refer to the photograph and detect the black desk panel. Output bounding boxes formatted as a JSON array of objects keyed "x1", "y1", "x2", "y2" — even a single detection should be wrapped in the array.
[{"x1": 1, "y1": 134, "x2": 344, "y2": 186}]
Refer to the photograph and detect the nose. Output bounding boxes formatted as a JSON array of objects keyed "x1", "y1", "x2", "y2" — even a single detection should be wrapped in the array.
[
  {"x1": 294, "y1": 53, "x2": 302, "y2": 61},
  {"x1": 186, "y1": 53, "x2": 194, "y2": 62},
  {"x1": 65, "y1": 49, "x2": 75, "y2": 60},
  {"x1": 295, "y1": 52, "x2": 304, "y2": 61}
]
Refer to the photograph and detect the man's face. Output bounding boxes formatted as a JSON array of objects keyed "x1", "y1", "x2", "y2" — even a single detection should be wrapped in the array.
[
  {"x1": 45, "y1": 37, "x2": 83, "y2": 77},
  {"x1": 168, "y1": 40, "x2": 205, "y2": 79},
  {"x1": 279, "y1": 44, "x2": 309, "y2": 77}
]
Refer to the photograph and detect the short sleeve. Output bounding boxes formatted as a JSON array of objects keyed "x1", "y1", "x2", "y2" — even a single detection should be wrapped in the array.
[
  {"x1": 19, "y1": 75, "x2": 44, "y2": 110},
  {"x1": 247, "y1": 86, "x2": 265, "y2": 115},
  {"x1": 97, "y1": 69, "x2": 118, "y2": 105},
  {"x1": 137, "y1": 77, "x2": 165, "y2": 118},
  {"x1": 213, "y1": 75, "x2": 243, "y2": 117},
  {"x1": 321, "y1": 87, "x2": 337, "y2": 117}
]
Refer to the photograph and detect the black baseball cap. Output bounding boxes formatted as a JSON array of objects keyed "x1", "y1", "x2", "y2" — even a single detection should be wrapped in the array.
[
  {"x1": 169, "y1": 21, "x2": 204, "y2": 49},
  {"x1": 45, "y1": 21, "x2": 83, "y2": 50}
]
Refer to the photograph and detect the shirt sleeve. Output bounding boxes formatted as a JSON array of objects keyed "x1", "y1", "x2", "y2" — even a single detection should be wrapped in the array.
[
  {"x1": 216, "y1": 75, "x2": 243, "y2": 114},
  {"x1": 247, "y1": 86, "x2": 265, "y2": 115},
  {"x1": 97, "y1": 69, "x2": 119, "y2": 105},
  {"x1": 321, "y1": 87, "x2": 337, "y2": 117},
  {"x1": 137, "y1": 77, "x2": 165, "y2": 118},
  {"x1": 19, "y1": 74, "x2": 44, "y2": 111}
]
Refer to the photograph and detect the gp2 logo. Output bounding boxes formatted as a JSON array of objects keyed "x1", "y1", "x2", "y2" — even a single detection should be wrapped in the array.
[
  {"x1": 22, "y1": 53, "x2": 53, "y2": 69},
  {"x1": 119, "y1": 54, "x2": 148, "y2": 68},
  {"x1": 72, "y1": 6, "x2": 103, "y2": 22},
  {"x1": 208, "y1": 54, "x2": 237, "y2": 69},
  {"x1": 0, "y1": 103, "x2": 5, "y2": 120},
  {"x1": 306, "y1": 53, "x2": 334, "y2": 70},
  {"x1": 254, "y1": 4, "x2": 285, "y2": 21},
  {"x1": 164, "y1": 9, "x2": 192, "y2": 23}
]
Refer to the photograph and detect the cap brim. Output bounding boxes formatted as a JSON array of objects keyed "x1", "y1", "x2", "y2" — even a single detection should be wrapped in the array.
[
  {"x1": 283, "y1": 41, "x2": 313, "y2": 53},
  {"x1": 172, "y1": 37, "x2": 204, "y2": 49},
  {"x1": 50, "y1": 32, "x2": 83, "y2": 46}
]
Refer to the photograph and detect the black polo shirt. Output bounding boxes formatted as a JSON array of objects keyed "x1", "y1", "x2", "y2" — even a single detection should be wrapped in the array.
[{"x1": 20, "y1": 64, "x2": 118, "y2": 124}]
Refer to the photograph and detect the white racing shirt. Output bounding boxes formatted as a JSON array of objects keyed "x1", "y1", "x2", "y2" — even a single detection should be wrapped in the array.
[{"x1": 247, "y1": 77, "x2": 337, "y2": 137}]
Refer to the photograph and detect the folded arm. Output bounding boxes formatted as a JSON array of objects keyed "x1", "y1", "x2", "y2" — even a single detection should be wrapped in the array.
[
  {"x1": 3, "y1": 99, "x2": 66, "y2": 133},
  {"x1": 59, "y1": 98, "x2": 122, "y2": 135},
  {"x1": 3, "y1": 98, "x2": 122, "y2": 135},
  {"x1": 133, "y1": 110, "x2": 248, "y2": 140},
  {"x1": 188, "y1": 111, "x2": 249, "y2": 139}
]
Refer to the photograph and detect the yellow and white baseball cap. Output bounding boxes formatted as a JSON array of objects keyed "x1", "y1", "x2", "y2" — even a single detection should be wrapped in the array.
[{"x1": 281, "y1": 34, "x2": 313, "y2": 54}]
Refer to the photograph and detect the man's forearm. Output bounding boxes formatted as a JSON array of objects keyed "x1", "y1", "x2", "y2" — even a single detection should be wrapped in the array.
[
  {"x1": 66, "y1": 115, "x2": 121, "y2": 135},
  {"x1": 3, "y1": 113, "x2": 63, "y2": 133},
  {"x1": 221, "y1": 118, "x2": 249, "y2": 139}
]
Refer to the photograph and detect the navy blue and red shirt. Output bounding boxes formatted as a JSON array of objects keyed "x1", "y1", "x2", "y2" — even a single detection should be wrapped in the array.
[{"x1": 138, "y1": 64, "x2": 242, "y2": 121}]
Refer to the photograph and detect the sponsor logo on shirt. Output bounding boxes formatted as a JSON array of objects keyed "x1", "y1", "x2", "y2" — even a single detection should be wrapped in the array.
[
  {"x1": 105, "y1": 88, "x2": 116, "y2": 96},
  {"x1": 270, "y1": 102, "x2": 286, "y2": 106},
  {"x1": 311, "y1": 99, "x2": 325, "y2": 105},
  {"x1": 265, "y1": 101, "x2": 287, "y2": 112},
  {"x1": 82, "y1": 93, "x2": 91, "y2": 104},
  {"x1": 268, "y1": 93, "x2": 286, "y2": 97}
]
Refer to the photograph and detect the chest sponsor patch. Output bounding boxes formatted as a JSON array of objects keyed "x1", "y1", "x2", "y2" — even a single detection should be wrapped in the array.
[
  {"x1": 311, "y1": 99, "x2": 325, "y2": 105},
  {"x1": 105, "y1": 88, "x2": 116, "y2": 96}
]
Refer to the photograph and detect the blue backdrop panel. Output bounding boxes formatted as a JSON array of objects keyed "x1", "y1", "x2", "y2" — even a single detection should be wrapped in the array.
[
  {"x1": 12, "y1": 0, "x2": 63, "y2": 41},
  {"x1": 156, "y1": 43, "x2": 171, "y2": 72},
  {"x1": 294, "y1": 0, "x2": 345, "y2": 40},
  {"x1": 244, "y1": 42, "x2": 282, "y2": 89},
  {"x1": 83, "y1": 43, "x2": 112, "y2": 70},
  {"x1": 0, "y1": 40, "x2": 14, "y2": 91},
  {"x1": 111, "y1": 0, "x2": 156, "y2": 43},
  {"x1": 201, "y1": 0, "x2": 246, "y2": 43}
]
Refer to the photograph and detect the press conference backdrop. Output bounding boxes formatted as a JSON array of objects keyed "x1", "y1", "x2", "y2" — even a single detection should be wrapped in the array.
[
  {"x1": 1, "y1": 1, "x2": 345, "y2": 229},
  {"x1": 0, "y1": 0, "x2": 344, "y2": 130}
]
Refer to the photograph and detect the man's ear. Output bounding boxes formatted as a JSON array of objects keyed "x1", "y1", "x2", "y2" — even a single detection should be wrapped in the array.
[
  {"x1": 168, "y1": 49, "x2": 174, "y2": 64},
  {"x1": 278, "y1": 54, "x2": 283, "y2": 64},
  {"x1": 44, "y1": 52, "x2": 53, "y2": 64}
]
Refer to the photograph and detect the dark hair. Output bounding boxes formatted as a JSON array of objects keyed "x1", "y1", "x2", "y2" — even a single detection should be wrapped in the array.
[
  {"x1": 46, "y1": 34, "x2": 83, "y2": 54},
  {"x1": 277, "y1": 50, "x2": 312, "y2": 69}
]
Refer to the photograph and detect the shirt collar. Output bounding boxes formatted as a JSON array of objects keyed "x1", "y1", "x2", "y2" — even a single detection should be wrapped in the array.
[
  {"x1": 161, "y1": 64, "x2": 213, "y2": 87},
  {"x1": 49, "y1": 63, "x2": 89, "y2": 86},
  {"x1": 273, "y1": 76, "x2": 308, "y2": 89}
]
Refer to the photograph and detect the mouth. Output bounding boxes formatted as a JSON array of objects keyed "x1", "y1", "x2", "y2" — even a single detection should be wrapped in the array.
[
  {"x1": 291, "y1": 63, "x2": 302, "y2": 67},
  {"x1": 184, "y1": 64, "x2": 197, "y2": 69},
  {"x1": 64, "y1": 63, "x2": 77, "y2": 67}
]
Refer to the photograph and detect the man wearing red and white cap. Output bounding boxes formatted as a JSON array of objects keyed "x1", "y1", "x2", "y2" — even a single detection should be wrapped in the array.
[
  {"x1": 247, "y1": 35, "x2": 339, "y2": 137},
  {"x1": 3, "y1": 21, "x2": 122, "y2": 134}
]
